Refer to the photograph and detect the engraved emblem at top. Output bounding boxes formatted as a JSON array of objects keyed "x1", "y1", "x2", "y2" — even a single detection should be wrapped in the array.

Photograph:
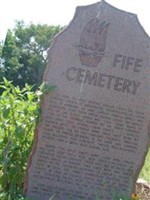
[{"x1": 78, "y1": 18, "x2": 110, "y2": 67}]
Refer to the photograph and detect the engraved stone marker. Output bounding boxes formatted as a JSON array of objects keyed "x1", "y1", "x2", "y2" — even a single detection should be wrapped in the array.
[{"x1": 24, "y1": 1, "x2": 150, "y2": 200}]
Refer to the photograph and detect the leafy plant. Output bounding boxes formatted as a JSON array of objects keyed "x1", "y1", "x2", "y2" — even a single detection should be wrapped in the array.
[
  {"x1": 0, "y1": 78, "x2": 56, "y2": 199},
  {"x1": 0, "y1": 78, "x2": 39, "y2": 199}
]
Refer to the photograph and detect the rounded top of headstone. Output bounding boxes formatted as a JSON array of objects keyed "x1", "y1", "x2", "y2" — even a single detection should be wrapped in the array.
[{"x1": 73, "y1": 0, "x2": 149, "y2": 39}]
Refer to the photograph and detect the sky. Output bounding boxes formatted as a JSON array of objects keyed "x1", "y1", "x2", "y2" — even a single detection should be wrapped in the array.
[{"x1": 0, "y1": 0, "x2": 150, "y2": 41}]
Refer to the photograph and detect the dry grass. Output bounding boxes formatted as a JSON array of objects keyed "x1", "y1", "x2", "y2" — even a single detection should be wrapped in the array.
[
  {"x1": 136, "y1": 149, "x2": 150, "y2": 200},
  {"x1": 136, "y1": 180, "x2": 150, "y2": 200}
]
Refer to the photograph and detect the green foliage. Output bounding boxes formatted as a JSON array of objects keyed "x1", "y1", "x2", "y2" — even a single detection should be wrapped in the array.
[
  {"x1": 39, "y1": 82, "x2": 57, "y2": 95},
  {"x1": 0, "y1": 78, "x2": 56, "y2": 200},
  {"x1": 1, "y1": 30, "x2": 20, "y2": 83},
  {"x1": 0, "y1": 21, "x2": 62, "y2": 90},
  {"x1": 0, "y1": 78, "x2": 39, "y2": 199},
  {"x1": 139, "y1": 148, "x2": 150, "y2": 183}
]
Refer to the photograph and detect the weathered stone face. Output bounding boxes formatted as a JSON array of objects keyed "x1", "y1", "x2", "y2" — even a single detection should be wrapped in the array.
[{"x1": 24, "y1": 1, "x2": 150, "y2": 200}]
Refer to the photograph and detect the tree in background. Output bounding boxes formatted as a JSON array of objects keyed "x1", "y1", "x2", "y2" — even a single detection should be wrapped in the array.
[
  {"x1": 0, "y1": 40, "x2": 4, "y2": 80},
  {"x1": 1, "y1": 21, "x2": 62, "y2": 89}
]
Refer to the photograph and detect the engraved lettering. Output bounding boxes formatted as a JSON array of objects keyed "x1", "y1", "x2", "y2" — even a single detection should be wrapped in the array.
[
  {"x1": 112, "y1": 54, "x2": 142, "y2": 73},
  {"x1": 133, "y1": 58, "x2": 142, "y2": 73},
  {"x1": 84, "y1": 70, "x2": 98, "y2": 86},
  {"x1": 65, "y1": 67, "x2": 140, "y2": 95},
  {"x1": 114, "y1": 77, "x2": 123, "y2": 92},
  {"x1": 76, "y1": 68, "x2": 85, "y2": 83},
  {"x1": 132, "y1": 81, "x2": 141, "y2": 95},
  {"x1": 125, "y1": 57, "x2": 134, "y2": 70},
  {"x1": 66, "y1": 67, "x2": 77, "y2": 81}
]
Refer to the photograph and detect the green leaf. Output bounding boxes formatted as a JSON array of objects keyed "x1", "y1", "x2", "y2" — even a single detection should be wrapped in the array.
[
  {"x1": 3, "y1": 107, "x2": 10, "y2": 118},
  {"x1": 27, "y1": 92, "x2": 34, "y2": 101},
  {"x1": 15, "y1": 125, "x2": 25, "y2": 139},
  {"x1": 40, "y1": 82, "x2": 57, "y2": 94}
]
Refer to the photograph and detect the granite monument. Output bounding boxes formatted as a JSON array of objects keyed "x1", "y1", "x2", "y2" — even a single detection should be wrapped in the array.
[{"x1": 24, "y1": 1, "x2": 150, "y2": 199}]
